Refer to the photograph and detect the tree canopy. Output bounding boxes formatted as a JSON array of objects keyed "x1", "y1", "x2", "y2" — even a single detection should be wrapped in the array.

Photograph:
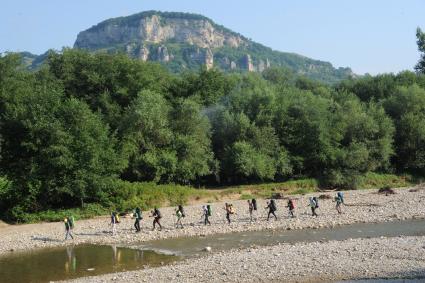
[
  {"x1": 1, "y1": 47, "x2": 425, "y2": 221},
  {"x1": 416, "y1": 27, "x2": 425, "y2": 74}
]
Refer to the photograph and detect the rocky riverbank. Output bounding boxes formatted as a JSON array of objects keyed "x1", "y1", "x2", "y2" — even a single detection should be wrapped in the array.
[
  {"x1": 65, "y1": 235, "x2": 425, "y2": 282},
  {"x1": 0, "y1": 187, "x2": 424, "y2": 255}
]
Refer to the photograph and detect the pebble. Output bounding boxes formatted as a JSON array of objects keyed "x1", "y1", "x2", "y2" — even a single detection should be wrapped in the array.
[
  {"x1": 1, "y1": 187, "x2": 425, "y2": 282},
  {"x1": 203, "y1": 246, "x2": 212, "y2": 252}
]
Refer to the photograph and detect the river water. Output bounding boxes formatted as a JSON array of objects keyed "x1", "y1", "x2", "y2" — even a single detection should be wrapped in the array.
[
  {"x1": 138, "y1": 219, "x2": 425, "y2": 256},
  {"x1": 0, "y1": 219, "x2": 424, "y2": 283},
  {"x1": 0, "y1": 244, "x2": 178, "y2": 283}
]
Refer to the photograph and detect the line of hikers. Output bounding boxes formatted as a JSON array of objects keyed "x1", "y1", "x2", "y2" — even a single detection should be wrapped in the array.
[{"x1": 64, "y1": 192, "x2": 345, "y2": 239}]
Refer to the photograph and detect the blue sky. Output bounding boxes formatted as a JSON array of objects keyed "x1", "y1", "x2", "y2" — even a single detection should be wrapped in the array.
[{"x1": 1, "y1": 0, "x2": 424, "y2": 75}]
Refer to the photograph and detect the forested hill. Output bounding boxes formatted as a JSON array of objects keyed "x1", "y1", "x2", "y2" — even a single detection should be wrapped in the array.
[{"x1": 23, "y1": 11, "x2": 355, "y2": 84}]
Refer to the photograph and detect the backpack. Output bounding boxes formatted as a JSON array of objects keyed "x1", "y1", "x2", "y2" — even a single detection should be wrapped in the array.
[
  {"x1": 337, "y1": 192, "x2": 344, "y2": 203},
  {"x1": 155, "y1": 209, "x2": 162, "y2": 218},
  {"x1": 68, "y1": 216, "x2": 75, "y2": 229},
  {"x1": 134, "y1": 208, "x2": 142, "y2": 219},
  {"x1": 207, "y1": 205, "x2": 212, "y2": 216},
  {"x1": 270, "y1": 199, "x2": 277, "y2": 211},
  {"x1": 313, "y1": 197, "x2": 319, "y2": 208},
  {"x1": 288, "y1": 200, "x2": 295, "y2": 210},
  {"x1": 178, "y1": 205, "x2": 185, "y2": 217},
  {"x1": 229, "y1": 204, "x2": 235, "y2": 214},
  {"x1": 115, "y1": 214, "x2": 120, "y2": 223},
  {"x1": 252, "y1": 199, "x2": 257, "y2": 210}
]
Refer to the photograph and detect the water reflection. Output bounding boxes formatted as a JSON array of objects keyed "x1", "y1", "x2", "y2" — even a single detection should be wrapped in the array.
[
  {"x1": 64, "y1": 246, "x2": 77, "y2": 274},
  {"x1": 0, "y1": 245, "x2": 177, "y2": 283}
]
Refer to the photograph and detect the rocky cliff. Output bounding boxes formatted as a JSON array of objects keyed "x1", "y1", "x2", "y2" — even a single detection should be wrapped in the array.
[
  {"x1": 44, "y1": 11, "x2": 354, "y2": 83},
  {"x1": 74, "y1": 13, "x2": 245, "y2": 51}
]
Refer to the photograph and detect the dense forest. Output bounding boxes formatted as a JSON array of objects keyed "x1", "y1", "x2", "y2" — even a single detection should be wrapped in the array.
[{"x1": 1, "y1": 28, "x2": 425, "y2": 221}]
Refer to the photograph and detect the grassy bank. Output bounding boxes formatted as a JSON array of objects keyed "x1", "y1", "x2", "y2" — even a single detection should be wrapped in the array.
[{"x1": 2, "y1": 173, "x2": 415, "y2": 224}]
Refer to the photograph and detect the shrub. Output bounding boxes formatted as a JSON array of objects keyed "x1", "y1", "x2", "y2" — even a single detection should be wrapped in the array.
[{"x1": 110, "y1": 180, "x2": 195, "y2": 211}]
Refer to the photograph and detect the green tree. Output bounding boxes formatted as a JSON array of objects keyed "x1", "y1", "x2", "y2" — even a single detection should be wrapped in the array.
[
  {"x1": 384, "y1": 85, "x2": 425, "y2": 174},
  {"x1": 120, "y1": 90, "x2": 175, "y2": 183},
  {"x1": 170, "y1": 99, "x2": 215, "y2": 185},
  {"x1": 168, "y1": 67, "x2": 238, "y2": 106},
  {"x1": 322, "y1": 97, "x2": 394, "y2": 188},
  {"x1": 273, "y1": 88, "x2": 334, "y2": 176},
  {"x1": 416, "y1": 27, "x2": 425, "y2": 74},
  {"x1": 47, "y1": 49, "x2": 170, "y2": 128},
  {"x1": 0, "y1": 65, "x2": 123, "y2": 220},
  {"x1": 224, "y1": 141, "x2": 276, "y2": 182}
]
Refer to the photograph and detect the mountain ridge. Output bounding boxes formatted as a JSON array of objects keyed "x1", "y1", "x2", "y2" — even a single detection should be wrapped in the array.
[{"x1": 21, "y1": 11, "x2": 355, "y2": 83}]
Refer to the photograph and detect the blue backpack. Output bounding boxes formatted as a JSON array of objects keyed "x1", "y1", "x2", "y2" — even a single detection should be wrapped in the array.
[{"x1": 337, "y1": 192, "x2": 344, "y2": 203}]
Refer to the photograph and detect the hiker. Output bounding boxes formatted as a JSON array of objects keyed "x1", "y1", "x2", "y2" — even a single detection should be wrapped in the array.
[
  {"x1": 248, "y1": 200, "x2": 254, "y2": 222},
  {"x1": 309, "y1": 197, "x2": 319, "y2": 217},
  {"x1": 266, "y1": 199, "x2": 278, "y2": 221},
  {"x1": 251, "y1": 198, "x2": 258, "y2": 221},
  {"x1": 68, "y1": 215, "x2": 75, "y2": 231},
  {"x1": 202, "y1": 205, "x2": 211, "y2": 225},
  {"x1": 178, "y1": 205, "x2": 185, "y2": 217},
  {"x1": 338, "y1": 192, "x2": 345, "y2": 204},
  {"x1": 133, "y1": 207, "x2": 142, "y2": 232},
  {"x1": 110, "y1": 212, "x2": 119, "y2": 235},
  {"x1": 335, "y1": 192, "x2": 344, "y2": 214},
  {"x1": 150, "y1": 207, "x2": 162, "y2": 231},
  {"x1": 224, "y1": 203, "x2": 231, "y2": 224},
  {"x1": 287, "y1": 199, "x2": 296, "y2": 218},
  {"x1": 224, "y1": 203, "x2": 235, "y2": 224},
  {"x1": 64, "y1": 217, "x2": 74, "y2": 240},
  {"x1": 175, "y1": 205, "x2": 184, "y2": 229}
]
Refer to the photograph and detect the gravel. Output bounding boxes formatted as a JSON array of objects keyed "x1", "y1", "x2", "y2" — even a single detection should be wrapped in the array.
[
  {"x1": 65, "y1": 236, "x2": 425, "y2": 282},
  {"x1": 0, "y1": 187, "x2": 424, "y2": 256}
]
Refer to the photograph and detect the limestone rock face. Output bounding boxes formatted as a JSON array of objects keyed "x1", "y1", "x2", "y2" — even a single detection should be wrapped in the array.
[
  {"x1": 242, "y1": 54, "x2": 255, "y2": 72},
  {"x1": 205, "y1": 48, "x2": 214, "y2": 70},
  {"x1": 258, "y1": 59, "x2": 266, "y2": 72},
  {"x1": 266, "y1": 58, "x2": 271, "y2": 68},
  {"x1": 74, "y1": 13, "x2": 245, "y2": 50},
  {"x1": 188, "y1": 48, "x2": 214, "y2": 69},
  {"x1": 157, "y1": 45, "x2": 170, "y2": 62},
  {"x1": 71, "y1": 11, "x2": 355, "y2": 83},
  {"x1": 138, "y1": 45, "x2": 150, "y2": 61}
]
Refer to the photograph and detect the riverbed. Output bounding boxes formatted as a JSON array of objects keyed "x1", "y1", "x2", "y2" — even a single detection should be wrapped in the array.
[
  {"x1": 1, "y1": 187, "x2": 424, "y2": 255},
  {"x1": 67, "y1": 236, "x2": 425, "y2": 283},
  {"x1": 0, "y1": 187, "x2": 424, "y2": 282},
  {"x1": 1, "y1": 219, "x2": 424, "y2": 282}
]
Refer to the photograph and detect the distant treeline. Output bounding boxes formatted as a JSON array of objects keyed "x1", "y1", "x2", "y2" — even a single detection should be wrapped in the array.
[{"x1": 1, "y1": 34, "x2": 425, "y2": 220}]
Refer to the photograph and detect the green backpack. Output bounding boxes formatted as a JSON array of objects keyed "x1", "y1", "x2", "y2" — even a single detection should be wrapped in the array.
[{"x1": 68, "y1": 216, "x2": 75, "y2": 229}]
